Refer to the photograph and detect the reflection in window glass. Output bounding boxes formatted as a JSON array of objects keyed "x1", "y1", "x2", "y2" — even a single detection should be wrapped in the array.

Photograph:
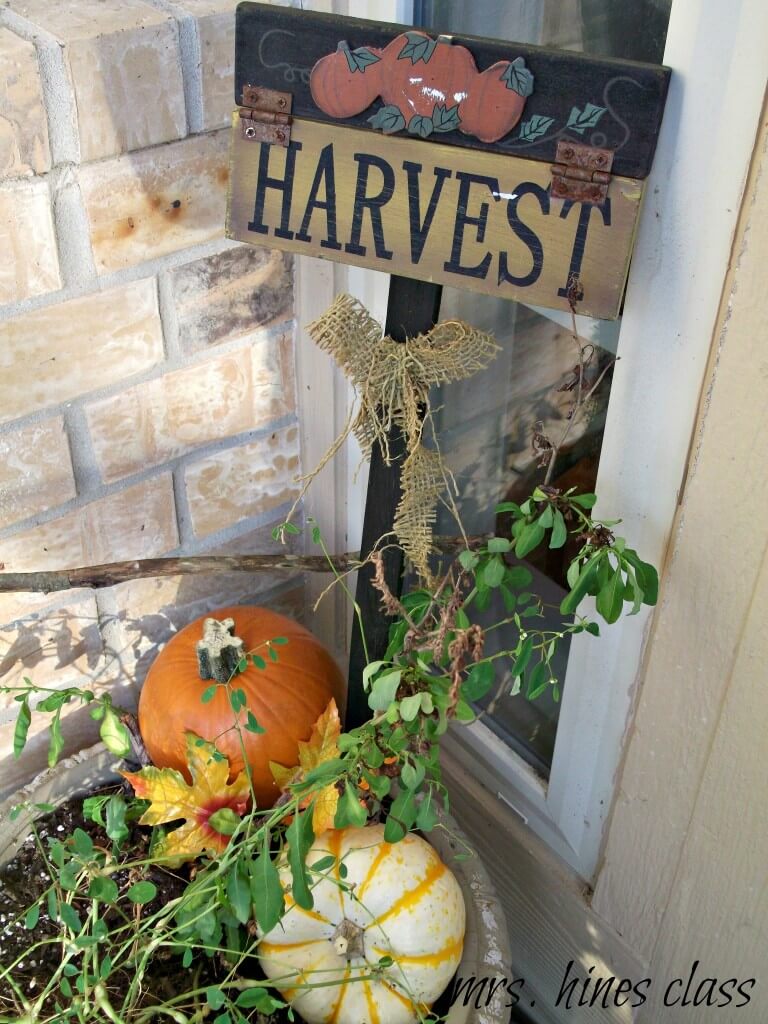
[{"x1": 411, "y1": 0, "x2": 672, "y2": 772}]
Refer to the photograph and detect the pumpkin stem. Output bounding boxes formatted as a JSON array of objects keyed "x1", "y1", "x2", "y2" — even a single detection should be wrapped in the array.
[
  {"x1": 332, "y1": 918, "x2": 365, "y2": 960},
  {"x1": 196, "y1": 617, "x2": 246, "y2": 684}
]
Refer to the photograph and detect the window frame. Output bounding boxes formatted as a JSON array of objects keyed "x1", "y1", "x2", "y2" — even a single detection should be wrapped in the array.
[{"x1": 295, "y1": 0, "x2": 768, "y2": 882}]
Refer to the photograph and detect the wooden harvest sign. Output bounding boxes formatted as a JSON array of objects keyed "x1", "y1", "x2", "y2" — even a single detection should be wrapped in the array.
[
  {"x1": 228, "y1": 116, "x2": 641, "y2": 319},
  {"x1": 228, "y1": 4, "x2": 670, "y2": 320}
]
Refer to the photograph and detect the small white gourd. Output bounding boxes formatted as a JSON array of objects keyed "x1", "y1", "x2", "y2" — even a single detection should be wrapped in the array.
[{"x1": 258, "y1": 824, "x2": 466, "y2": 1024}]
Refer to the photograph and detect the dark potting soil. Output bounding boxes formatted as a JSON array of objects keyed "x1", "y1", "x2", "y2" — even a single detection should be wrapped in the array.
[
  {"x1": 0, "y1": 791, "x2": 457, "y2": 1023},
  {"x1": 0, "y1": 788, "x2": 242, "y2": 1019}
]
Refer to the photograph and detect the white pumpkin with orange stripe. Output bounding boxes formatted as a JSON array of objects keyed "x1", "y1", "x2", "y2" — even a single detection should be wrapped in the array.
[{"x1": 257, "y1": 824, "x2": 466, "y2": 1024}]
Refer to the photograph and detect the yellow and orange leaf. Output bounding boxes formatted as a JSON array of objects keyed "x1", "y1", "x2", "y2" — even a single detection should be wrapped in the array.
[
  {"x1": 269, "y1": 698, "x2": 341, "y2": 832},
  {"x1": 121, "y1": 733, "x2": 250, "y2": 862}
]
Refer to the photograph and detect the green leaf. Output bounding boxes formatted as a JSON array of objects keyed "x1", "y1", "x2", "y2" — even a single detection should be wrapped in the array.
[
  {"x1": 458, "y1": 549, "x2": 480, "y2": 570},
  {"x1": 88, "y1": 877, "x2": 119, "y2": 904},
  {"x1": 59, "y1": 902, "x2": 82, "y2": 933},
  {"x1": 227, "y1": 864, "x2": 251, "y2": 925},
  {"x1": 487, "y1": 537, "x2": 512, "y2": 554},
  {"x1": 398, "y1": 693, "x2": 422, "y2": 722},
  {"x1": 245, "y1": 710, "x2": 265, "y2": 735},
  {"x1": 518, "y1": 114, "x2": 555, "y2": 142},
  {"x1": 206, "y1": 987, "x2": 227, "y2": 1011},
  {"x1": 384, "y1": 788, "x2": 417, "y2": 843},
  {"x1": 596, "y1": 566, "x2": 626, "y2": 624},
  {"x1": 462, "y1": 661, "x2": 494, "y2": 702},
  {"x1": 506, "y1": 566, "x2": 533, "y2": 589},
  {"x1": 343, "y1": 45, "x2": 381, "y2": 73},
  {"x1": 287, "y1": 810, "x2": 315, "y2": 910},
  {"x1": 400, "y1": 758, "x2": 425, "y2": 791},
  {"x1": 251, "y1": 654, "x2": 267, "y2": 670},
  {"x1": 481, "y1": 556, "x2": 505, "y2": 588},
  {"x1": 569, "y1": 492, "x2": 597, "y2": 508},
  {"x1": 362, "y1": 660, "x2": 385, "y2": 690},
  {"x1": 560, "y1": 553, "x2": 603, "y2": 615},
  {"x1": 201, "y1": 685, "x2": 218, "y2": 704},
  {"x1": 501, "y1": 56, "x2": 534, "y2": 97},
  {"x1": 495, "y1": 500, "x2": 522, "y2": 516},
  {"x1": 271, "y1": 636, "x2": 289, "y2": 645},
  {"x1": 566, "y1": 102, "x2": 606, "y2": 135},
  {"x1": 408, "y1": 114, "x2": 434, "y2": 139},
  {"x1": 550, "y1": 509, "x2": 568, "y2": 549},
  {"x1": 368, "y1": 670, "x2": 401, "y2": 711},
  {"x1": 526, "y1": 660, "x2": 550, "y2": 700},
  {"x1": 127, "y1": 881, "x2": 157, "y2": 905},
  {"x1": 249, "y1": 838, "x2": 285, "y2": 934},
  {"x1": 566, "y1": 558, "x2": 582, "y2": 589},
  {"x1": 335, "y1": 783, "x2": 367, "y2": 828},
  {"x1": 510, "y1": 636, "x2": 534, "y2": 679},
  {"x1": 59, "y1": 864, "x2": 79, "y2": 892},
  {"x1": 105, "y1": 795, "x2": 129, "y2": 847},
  {"x1": 416, "y1": 789, "x2": 438, "y2": 832},
  {"x1": 538, "y1": 505, "x2": 554, "y2": 528},
  {"x1": 310, "y1": 854, "x2": 336, "y2": 873},
  {"x1": 236, "y1": 989, "x2": 286, "y2": 1012},
  {"x1": 398, "y1": 31, "x2": 437, "y2": 64},
  {"x1": 454, "y1": 699, "x2": 475, "y2": 722},
  {"x1": 365, "y1": 772, "x2": 391, "y2": 800},
  {"x1": 13, "y1": 699, "x2": 31, "y2": 759},
  {"x1": 99, "y1": 708, "x2": 131, "y2": 758},
  {"x1": 209, "y1": 807, "x2": 241, "y2": 836},
  {"x1": 182, "y1": 948, "x2": 193, "y2": 968},
  {"x1": 230, "y1": 688, "x2": 247, "y2": 712},
  {"x1": 72, "y1": 828, "x2": 94, "y2": 860},
  {"x1": 431, "y1": 102, "x2": 461, "y2": 132},
  {"x1": 515, "y1": 521, "x2": 546, "y2": 559},
  {"x1": 282, "y1": 523, "x2": 301, "y2": 536},
  {"x1": 623, "y1": 549, "x2": 659, "y2": 605},
  {"x1": 25, "y1": 902, "x2": 40, "y2": 929}
]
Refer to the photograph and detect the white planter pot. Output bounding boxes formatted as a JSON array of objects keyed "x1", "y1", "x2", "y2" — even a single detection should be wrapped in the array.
[{"x1": 0, "y1": 744, "x2": 512, "y2": 1024}]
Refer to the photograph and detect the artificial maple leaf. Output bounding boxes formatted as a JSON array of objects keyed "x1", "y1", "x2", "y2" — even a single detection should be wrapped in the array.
[
  {"x1": 270, "y1": 698, "x2": 341, "y2": 834},
  {"x1": 121, "y1": 733, "x2": 250, "y2": 862}
]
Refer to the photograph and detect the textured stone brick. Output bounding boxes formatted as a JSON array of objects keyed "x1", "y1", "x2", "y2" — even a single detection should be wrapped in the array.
[
  {"x1": 185, "y1": 424, "x2": 300, "y2": 537},
  {"x1": 0, "y1": 279, "x2": 163, "y2": 423},
  {"x1": 110, "y1": 521, "x2": 301, "y2": 683},
  {"x1": 182, "y1": 0, "x2": 239, "y2": 132},
  {"x1": 6, "y1": 0, "x2": 186, "y2": 163},
  {"x1": 0, "y1": 177, "x2": 60, "y2": 305},
  {"x1": 86, "y1": 334, "x2": 296, "y2": 482},
  {"x1": 170, "y1": 245, "x2": 293, "y2": 354},
  {"x1": 0, "y1": 28, "x2": 50, "y2": 179},
  {"x1": 0, "y1": 594, "x2": 104, "y2": 703},
  {"x1": 0, "y1": 418, "x2": 75, "y2": 529},
  {"x1": 79, "y1": 131, "x2": 229, "y2": 274},
  {"x1": 0, "y1": 476, "x2": 178, "y2": 572}
]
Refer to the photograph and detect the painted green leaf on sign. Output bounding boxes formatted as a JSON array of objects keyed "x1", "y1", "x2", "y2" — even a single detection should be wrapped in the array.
[
  {"x1": 398, "y1": 31, "x2": 437, "y2": 65},
  {"x1": 368, "y1": 104, "x2": 406, "y2": 134},
  {"x1": 408, "y1": 114, "x2": 434, "y2": 139},
  {"x1": 432, "y1": 103, "x2": 461, "y2": 132},
  {"x1": 501, "y1": 56, "x2": 534, "y2": 97},
  {"x1": 566, "y1": 103, "x2": 606, "y2": 135},
  {"x1": 343, "y1": 46, "x2": 381, "y2": 73},
  {"x1": 518, "y1": 114, "x2": 555, "y2": 142}
]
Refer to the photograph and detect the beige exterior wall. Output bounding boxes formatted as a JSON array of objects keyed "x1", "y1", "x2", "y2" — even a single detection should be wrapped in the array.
[
  {"x1": 593, "y1": 94, "x2": 768, "y2": 1020},
  {"x1": 0, "y1": 0, "x2": 304, "y2": 797}
]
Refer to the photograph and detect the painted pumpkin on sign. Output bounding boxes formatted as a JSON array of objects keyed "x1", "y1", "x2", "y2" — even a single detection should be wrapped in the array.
[
  {"x1": 137, "y1": 606, "x2": 345, "y2": 809},
  {"x1": 258, "y1": 824, "x2": 466, "y2": 1024}
]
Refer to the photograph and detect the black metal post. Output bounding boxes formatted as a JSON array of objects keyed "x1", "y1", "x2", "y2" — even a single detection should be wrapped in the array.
[{"x1": 346, "y1": 275, "x2": 442, "y2": 727}]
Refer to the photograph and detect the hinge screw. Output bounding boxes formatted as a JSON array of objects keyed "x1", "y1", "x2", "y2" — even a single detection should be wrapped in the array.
[
  {"x1": 244, "y1": 125, "x2": 256, "y2": 139},
  {"x1": 562, "y1": 147, "x2": 574, "y2": 160}
]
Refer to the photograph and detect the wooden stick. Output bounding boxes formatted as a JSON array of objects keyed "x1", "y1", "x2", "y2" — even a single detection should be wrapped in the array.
[
  {"x1": 0, "y1": 535, "x2": 480, "y2": 596},
  {"x1": 0, "y1": 553, "x2": 360, "y2": 594}
]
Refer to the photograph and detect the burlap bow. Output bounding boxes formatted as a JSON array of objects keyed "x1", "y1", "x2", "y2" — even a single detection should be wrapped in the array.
[{"x1": 293, "y1": 293, "x2": 499, "y2": 581}]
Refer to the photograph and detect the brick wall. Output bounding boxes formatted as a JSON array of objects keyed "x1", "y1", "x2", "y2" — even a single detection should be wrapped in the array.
[{"x1": 0, "y1": 0, "x2": 305, "y2": 796}]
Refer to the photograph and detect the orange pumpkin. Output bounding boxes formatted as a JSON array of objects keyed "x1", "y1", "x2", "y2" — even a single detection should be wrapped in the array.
[
  {"x1": 459, "y1": 62, "x2": 527, "y2": 143},
  {"x1": 310, "y1": 41, "x2": 384, "y2": 118},
  {"x1": 380, "y1": 33, "x2": 477, "y2": 120},
  {"x1": 137, "y1": 605, "x2": 345, "y2": 809}
]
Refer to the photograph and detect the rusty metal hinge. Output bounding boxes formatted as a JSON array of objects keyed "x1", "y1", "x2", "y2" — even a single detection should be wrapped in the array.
[
  {"x1": 239, "y1": 85, "x2": 292, "y2": 145},
  {"x1": 550, "y1": 141, "x2": 614, "y2": 204}
]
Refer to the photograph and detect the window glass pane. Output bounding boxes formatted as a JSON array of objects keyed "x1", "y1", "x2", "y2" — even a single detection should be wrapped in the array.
[{"x1": 413, "y1": 0, "x2": 672, "y2": 773}]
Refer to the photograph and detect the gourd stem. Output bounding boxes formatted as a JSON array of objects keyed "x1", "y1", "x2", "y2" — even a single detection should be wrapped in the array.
[
  {"x1": 196, "y1": 617, "x2": 246, "y2": 684},
  {"x1": 332, "y1": 919, "x2": 365, "y2": 960}
]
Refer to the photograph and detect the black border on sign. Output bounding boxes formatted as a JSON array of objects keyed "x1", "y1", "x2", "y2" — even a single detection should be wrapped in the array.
[{"x1": 234, "y1": 1, "x2": 670, "y2": 181}]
